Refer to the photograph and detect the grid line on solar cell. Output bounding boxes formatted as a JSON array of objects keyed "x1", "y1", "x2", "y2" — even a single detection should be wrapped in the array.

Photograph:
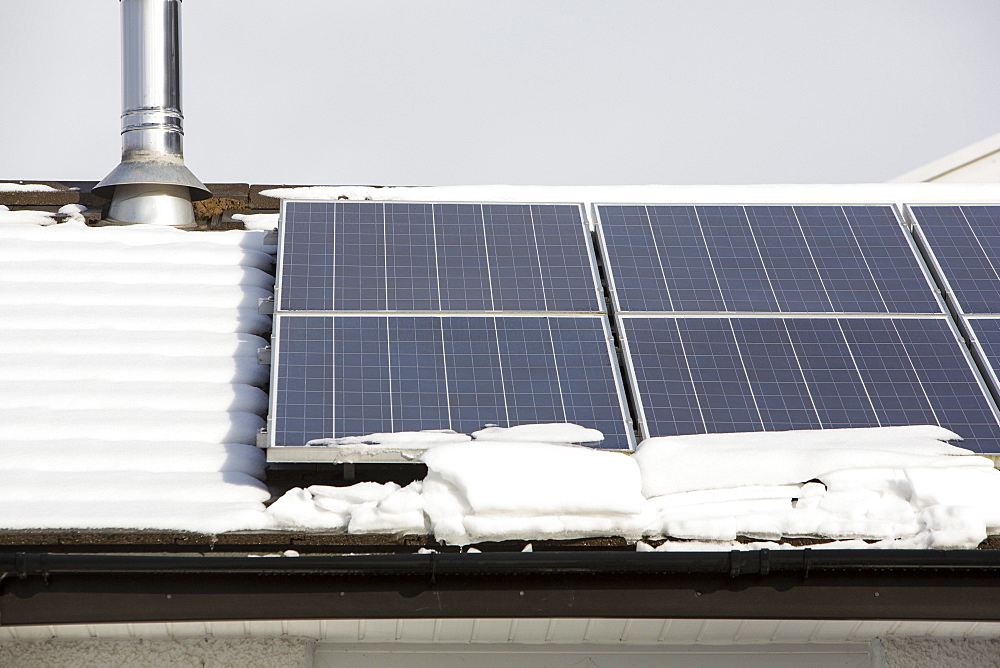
[
  {"x1": 597, "y1": 205, "x2": 942, "y2": 315},
  {"x1": 271, "y1": 314, "x2": 634, "y2": 450},
  {"x1": 277, "y1": 201, "x2": 603, "y2": 313},
  {"x1": 910, "y1": 205, "x2": 1000, "y2": 314},
  {"x1": 618, "y1": 315, "x2": 1000, "y2": 453}
]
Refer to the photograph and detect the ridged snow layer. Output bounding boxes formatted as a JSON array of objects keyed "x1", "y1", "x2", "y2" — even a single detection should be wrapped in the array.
[{"x1": 0, "y1": 217, "x2": 274, "y2": 533}]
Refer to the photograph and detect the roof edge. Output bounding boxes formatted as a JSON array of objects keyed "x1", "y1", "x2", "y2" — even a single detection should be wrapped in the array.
[
  {"x1": 890, "y1": 132, "x2": 1000, "y2": 183},
  {"x1": 4, "y1": 550, "x2": 1000, "y2": 625}
]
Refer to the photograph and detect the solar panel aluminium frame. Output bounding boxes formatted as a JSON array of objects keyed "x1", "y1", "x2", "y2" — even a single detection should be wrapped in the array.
[
  {"x1": 592, "y1": 203, "x2": 948, "y2": 316},
  {"x1": 614, "y1": 312, "x2": 1000, "y2": 449},
  {"x1": 905, "y1": 203, "x2": 1000, "y2": 317},
  {"x1": 274, "y1": 199, "x2": 609, "y2": 314},
  {"x1": 265, "y1": 312, "x2": 638, "y2": 455}
]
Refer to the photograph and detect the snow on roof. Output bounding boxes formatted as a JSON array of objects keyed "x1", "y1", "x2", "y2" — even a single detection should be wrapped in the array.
[
  {"x1": 0, "y1": 183, "x2": 57, "y2": 193},
  {"x1": 261, "y1": 182, "x2": 1000, "y2": 206},
  {"x1": 231, "y1": 212, "x2": 278, "y2": 230},
  {"x1": 0, "y1": 213, "x2": 275, "y2": 533},
  {"x1": 5, "y1": 202, "x2": 1000, "y2": 548},
  {"x1": 266, "y1": 425, "x2": 1000, "y2": 549},
  {"x1": 0, "y1": 203, "x2": 83, "y2": 226}
]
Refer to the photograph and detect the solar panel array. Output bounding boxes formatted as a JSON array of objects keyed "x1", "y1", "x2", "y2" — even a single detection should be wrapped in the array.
[
  {"x1": 278, "y1": 201, "x2": 603, "y2": 312},
  {"x1": 619, "y1": 315, "x2": 1000, "y2": 452},
  {"x1": 273, "y1": 315, "x2": 632, "y2": 450},
  {"x1": 269, "y1": 201, "x2": 634, "y2": 453},
  {"x1": 910, "y1": 206, "x2": 1000, "y2": 420},
  {"x1": 596, "y1": 204, "x2": 1000, "y2": 453},
  {"x1": 596, "y1": 205, "x2": 942, "y2": 314},
  {"x1": 267, "y1": 200, "x2": 1000, "y2": 457},
  {"x1": 910, "y1": 206, "x2": 1000, "y2": 315}
]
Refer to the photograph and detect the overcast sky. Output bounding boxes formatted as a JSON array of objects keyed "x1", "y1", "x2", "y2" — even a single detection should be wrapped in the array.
[{"x1": 3, "y1": 1, "x2": 999, "y2": 186}]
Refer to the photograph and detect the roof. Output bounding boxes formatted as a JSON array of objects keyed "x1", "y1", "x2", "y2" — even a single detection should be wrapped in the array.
[
  {"x1": 889, "y1": 131, "x2": 1000, "y2": 183},
  {"x1": 5, "y1": 181, "x2": 1000, "y2": 629},
  {"x1": 1, "y1": 213, "x2": 275, "y2": 533}
]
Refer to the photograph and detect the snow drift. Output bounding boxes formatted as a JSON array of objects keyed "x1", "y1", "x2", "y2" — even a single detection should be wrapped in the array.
[{"x1": 268, "y1": 423, "x2": 1000, "y2": 549}]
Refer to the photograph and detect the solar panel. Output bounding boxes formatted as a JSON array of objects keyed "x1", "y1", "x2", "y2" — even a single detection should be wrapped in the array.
[
  {"x1": 277, "y1": 201, "x2": 603, "y2": 313},
  {"x1": 618, "y1": 315, "x2": 1000, "y2": 453},
  {"x1": 910, "y1": 205, "x2": 1000, "y2": 314},
  {"x1": 270, "y1": 314, "x2": 634, "y2": 451},
  {"x1": 596, "y1": 205, "x2": 942, "y2": 314}
]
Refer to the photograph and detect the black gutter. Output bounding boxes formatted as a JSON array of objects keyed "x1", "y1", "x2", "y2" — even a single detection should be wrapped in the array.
[{"x1": 3, "y1": 550, "x2": 1000, "y2": 626}]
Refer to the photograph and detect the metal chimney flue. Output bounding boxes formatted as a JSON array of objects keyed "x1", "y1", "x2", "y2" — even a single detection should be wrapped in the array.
[{"x1": 94, "y1": 0, "x2": 209, "y2": 226}]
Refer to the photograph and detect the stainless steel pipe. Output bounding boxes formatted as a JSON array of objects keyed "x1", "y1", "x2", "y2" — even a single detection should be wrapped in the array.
[{"x1": 94, "y1": 0, "x2": 209, "y2": 226}]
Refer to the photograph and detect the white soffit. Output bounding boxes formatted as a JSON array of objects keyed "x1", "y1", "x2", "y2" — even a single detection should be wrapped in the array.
[{"x1": 3, "y1": 619, "x2": 1000, "y2": 644}]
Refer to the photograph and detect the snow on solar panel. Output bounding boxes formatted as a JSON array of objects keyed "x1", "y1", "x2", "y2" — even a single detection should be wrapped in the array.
[
  {"x1": 910, "y1": 205, "x2": 1000, "y2": 315},
  {"x1": 277, "y1": 201, "x2": 603, "y2": 313},
  {"x1": 596, "y1": 205, "x2": 943, "y2": 314},
  {"x1": 618, "y1": 315, "x2": 1000, "y2": 453},
  {"x1": 270, "y1": 314, "x2": 634, "y2": 451}
]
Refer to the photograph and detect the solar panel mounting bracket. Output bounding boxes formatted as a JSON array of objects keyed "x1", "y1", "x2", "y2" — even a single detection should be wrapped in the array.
[
  {"x1": 263, "y1": 230, "x2": 278, "y2": 246},
  {"x1": 258, "y1": 296, "x2": 275, "y2": 315},
  {"x1": 256, "y1": 429, "x2": 268, "y2": 449},
  {"x1": 257, "y1": 345, "x2": 271, "y2": 365}
]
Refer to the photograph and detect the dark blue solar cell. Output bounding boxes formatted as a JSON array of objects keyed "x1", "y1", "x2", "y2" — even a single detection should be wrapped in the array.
[
  {"x1": 271, "y1": 314, "x2": 633, "y2": 450},
  {"x1": 744, "y1": 206, "x2": 832, "y2": 312},
  {"x1": 833, "y1": 206, "x2": 938, "y2": 313},
  {"x1": 387, "y1": 317, "x2": 451, "y2": 427},
  {"x1": 278, "y1": 201, "x2": 602, "y2": 312},
  {"x1": 675, "y1": 318, "x2": 762, "y2": 433},
  {"x1": 728, "y1": 318, "x2": 820, "y2": 430},
  {"x1": 598, "y1": 205, "x2": 941, "y2": 314},
  {"x1": 273, "y1": 314, "x2": 338, "y2": 443},
  {"x1": 617, "y1": 316, "x2": 703, "y2": 436},
  {"x1": 794, "y1": 206, "x2": 881, "y2": 313},
  {"x1": 384, "y1": 204, "x2": 439, "y2": 311},
  {"x1": 435, "y1": 204, "x2": 496, "y2": 311},
  {"x1": 620, "y1": 316, "x2": 1000, "y2": 453},
  {"x1": 523, "y1": 205, "x2": 604, "y2": 312},
  {"x1": 482, "y1": 205, "x2": 546, "y2": 311},
  {"x1": 911, "y1": 206, "x2": 1000, "y2": 314},
  {"x1": 784, "y1": 318, "x2": 878, "y2": 428},
  {"x1": 279, "y1": 201, "x2": 339, "y2": 312},
  {"x1": 697, "y1": 206, "x2": 778, "y2": 312}
]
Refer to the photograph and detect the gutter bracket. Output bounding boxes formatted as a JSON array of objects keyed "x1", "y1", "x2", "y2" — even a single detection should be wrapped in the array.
[
  {"x1": 15, "y1": 552, "x2": 27, "y2": 580},
  {"x1": 14, "y1": 552, "x2": 50, "y2": 585}
]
